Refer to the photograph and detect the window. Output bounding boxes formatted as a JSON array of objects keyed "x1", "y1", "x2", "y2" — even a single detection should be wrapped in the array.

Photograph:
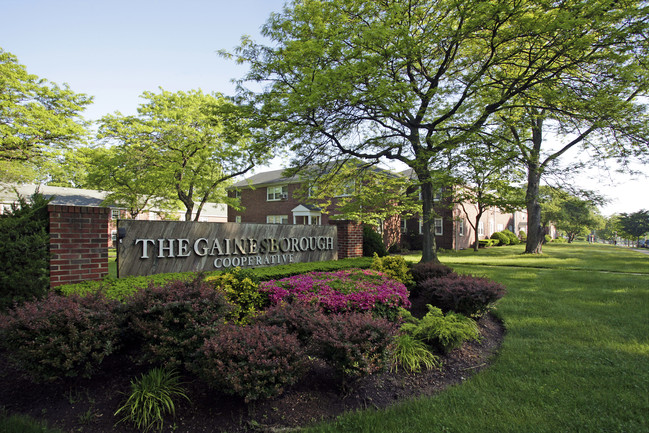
[
  {"x1": 433, "y1": 188, "x2": 442, "y2": 202},
  {"x1": 267, "y1": 185, "x2": 288, "y2": 201},
  {"x1": 478, "y1": 221, "x2": 484, "y2": 236},
  {"x1": 234, "y1": 190, "x2": 241, "y2": 199},
  {"x1": 111, "y1": 209, "x2": 120, "y2": 220},
  {"x1": 266, "y1": 215, "x2": 288, "y2": 224},
  {"x1": 418, "y1": 218, "x2": 423, "y2": 235},
  {"x1": 335, "y1": 181, "x2": 355, "y2": 197},
  {"x1": 458, "y1": 219, "x2": 465, "y2": 236},
  {"x1": 401, "y1": 218, "x2": 407, "y2": 233},
  {"x1": 235, "y1": 215, "x2": 242, "y2": 223},
  {"x1": 489, "y1": 220, "x2": 495, "y2": 236},
  {"x1": 497, "y1": 223, "x2": 503, "y2": 232},
  {"x1": 434, "y1": 218, "x2": 443, "y2": 236}
]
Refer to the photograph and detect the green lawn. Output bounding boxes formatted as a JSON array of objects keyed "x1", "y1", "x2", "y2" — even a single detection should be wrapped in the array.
[{"x1": 306, "y1": 243, "x2": 649, "y2": 433}]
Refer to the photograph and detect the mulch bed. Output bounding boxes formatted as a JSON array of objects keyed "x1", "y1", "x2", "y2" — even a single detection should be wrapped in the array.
[{"x1": 0, "y1": 299, "x2": 505, "y2": 433}]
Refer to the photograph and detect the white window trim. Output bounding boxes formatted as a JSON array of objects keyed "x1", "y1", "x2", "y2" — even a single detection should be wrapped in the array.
[
  {"x1": 458, "y1": 219, "x2": 465, "y2": 236},
  {"x1": 266, "y1": 215, "x2": 289, "y2": 224},
  {"x1": 267, "y1": 185, "x2": 288, "y2": 201},
  {"x1": 434, "y1": 218, "x2": 443, "y2": 236},
  {"x1": 478, "y1": 221, "x2": 484, "y2": 236}
]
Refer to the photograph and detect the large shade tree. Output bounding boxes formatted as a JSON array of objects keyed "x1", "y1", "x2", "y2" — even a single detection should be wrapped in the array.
[
  {"x1": 228, "y1": 0, "x2": 647, "y2": 262},
  {"x1": 0, "y1": 48, "x2": 92, "y2": 182},
  {"x1": 97, "y1": 89, "x2": 270, "y2": 221}
]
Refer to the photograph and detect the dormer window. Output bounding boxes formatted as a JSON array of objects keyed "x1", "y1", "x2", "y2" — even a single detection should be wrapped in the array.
[{"x1": 267, "y1": 185, "x2": 288, "y2": 201}]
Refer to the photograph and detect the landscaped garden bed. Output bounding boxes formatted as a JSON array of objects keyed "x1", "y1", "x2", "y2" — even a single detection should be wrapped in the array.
[{"x1": 0, "y1": 256, "x2": 506, "y2": 433}]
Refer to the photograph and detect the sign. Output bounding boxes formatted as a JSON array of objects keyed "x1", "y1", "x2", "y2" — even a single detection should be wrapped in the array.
[{"x1": 117, "y1": 220, "x2": 337, "y2": 277}]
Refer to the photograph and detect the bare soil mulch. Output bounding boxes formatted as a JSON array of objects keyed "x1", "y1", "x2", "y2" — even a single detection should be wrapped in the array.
[{"x1": 0, "y1": 299, "x2": 505, "y2": 433}]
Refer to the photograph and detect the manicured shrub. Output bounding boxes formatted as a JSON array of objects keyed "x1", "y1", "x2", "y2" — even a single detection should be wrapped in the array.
[
  {"x1": 204, "y1": 267, "x2": 266, "y2": 324},
  {"x1": 501, "y1": 229, "x2": 520, "y2": 245},
  {"x1": 490, "y1": 231, "x2": 510, "y2": 246},
  {"x1": 519, "y1": 230, "x2": 527, "y2": 241},
  {"x1": 192, "y1": 323, "x2": 308, "y2": 402},
  {"x1": 125, "y1": 277, "x2": 233, "y2": 369},
  {"x1": 259, "y1": 269, "x2": 410, "y2": 320},
  {"x1": 400, "y1": 305, "x2": 480, "y2": 353},
  {"x1": 370, "y1": 253, "x2": 414, "y2": 289},
  {"x1": 115, "y1": 367, "x2": 189, "y2": 433},
  {"x1": 0, "y1": 292, "x2": 120, "y2": 382},
  {"x1": 309, "y1": 311, "x2": 398, "y2": 380},
  {"x1": 410, "y1": 261, "x2": 455, "y2": 284},
  {"x1": 478, "y1": 238, "x2": 498, "y2": 248},
  {"x1": 0, "y1": 192, "x2": 50, "y2": 310},
  {"x1": 417, "y1": 274, "x2": 507, "y2": 317},
  {"x1": 363, "y1": 224, "x2": 387, "y2": 257}
]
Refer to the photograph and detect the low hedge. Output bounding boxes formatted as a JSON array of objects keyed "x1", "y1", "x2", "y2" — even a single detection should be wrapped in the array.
[{"x1": 58, "y1": 257, "x2": 373, "y2": 302}]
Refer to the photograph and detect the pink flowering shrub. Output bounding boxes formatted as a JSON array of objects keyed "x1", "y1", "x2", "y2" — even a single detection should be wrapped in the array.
[
  {"x1": 0, "y1": 292, "x2": 120, "y2": 382},
  {"x1": 259, "y1": 269, "x2": 410, "y2": 320}
]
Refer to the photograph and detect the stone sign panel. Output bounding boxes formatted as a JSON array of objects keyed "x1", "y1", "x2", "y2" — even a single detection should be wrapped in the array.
[{"x1": 117, "y1": 220, "x2": 338, "y2": 277}]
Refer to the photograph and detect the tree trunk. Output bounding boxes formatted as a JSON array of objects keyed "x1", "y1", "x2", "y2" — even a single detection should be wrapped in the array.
[
  {"x1": 524, "y1": 149, "x2": 545, "y2": 253},
  {"x1": 417, "y1": 172, "x2": 440, "y2": 263},
  {"x1": 473, "y1": 212, "x2": 483, "y2": 252}
]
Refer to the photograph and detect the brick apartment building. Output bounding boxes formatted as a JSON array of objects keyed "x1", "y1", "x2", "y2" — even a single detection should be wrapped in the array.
[{"x1": 228, "y1": 167, "x2": 532, "y2": 251}]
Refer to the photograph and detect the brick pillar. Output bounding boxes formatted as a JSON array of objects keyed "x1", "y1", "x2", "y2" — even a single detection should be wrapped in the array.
[
  {"x1": 48, "y1": 205, "x2": 110, "y2": 288},
  {"x1": 329, "y1": 220, "x2": 363, "y2": 259}
]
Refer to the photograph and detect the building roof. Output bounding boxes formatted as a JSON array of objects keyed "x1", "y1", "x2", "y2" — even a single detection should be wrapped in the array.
[{"x1": 231, "y1": 168, "x2": 301, "y2": 188}]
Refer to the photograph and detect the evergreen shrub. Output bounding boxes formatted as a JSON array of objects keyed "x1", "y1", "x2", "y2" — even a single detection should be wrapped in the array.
[
  {"x1": 192, "y1": 323, "x2": 308, "y2": 402},
  {"x1": 363, "y1": 224, "x2": 387, "y2": 257},
  {"x1": 0, "y1": 292, "x2": 120, "y2": 382},
  {"x1": 418, "y1": 274, "x2": 507, "y2": 317},
  {"x1": 0, "y1": 192, "x2": 51, "y2": 310},
  {"x1": 490, "y1": 231, "x2": 510, "y2": 246},
  {"x1": 370, "y1": 253, "x2": 414, "y2": 288},
  {"x1": 501, "y1": 229, "x2": 520, "y2": 245}
]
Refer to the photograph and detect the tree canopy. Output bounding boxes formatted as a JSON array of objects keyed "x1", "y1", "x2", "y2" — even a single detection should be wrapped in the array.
[
  {"x1": 0, "y1": 48, "x2": 92, "y2": 181},
  {"x1": 96, "y1": 89, "x2": 270, "y2": 221},
  {"x1": 230, "y1": 0, "x2": 649, "y2": 261}
]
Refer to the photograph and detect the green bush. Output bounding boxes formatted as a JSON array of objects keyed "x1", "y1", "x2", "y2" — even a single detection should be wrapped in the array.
[
  {"x1": 400, "y1": 306, "x2": 480, "y2": 353},
  {"x1": 544, "y1": 234, "x2": 553, "y2": 243},
  {"x1": 0, "y1": 192, "x2": 51, "y2": 310},
  {"x1": 490, "y1": 231, "x2": 510, "y2": 246},
  {"x1": 518, "y1": 230, "x2": 527, "y2": 241},
  {"x1": 363, "y1": 224, "x2": 387, "y2": 257},
  {"x1": 501, "y1": 229, "x2": 520, "y2": 245},
  {"x1": 192, "y1": 323, "x2": 308, "y2": 402},
  {"x1": 204, "y1": 268, "x2": 266, "y2": 324},
  {"x1": 115, "y1": 367, "x2": 189, "y2": 433},
  {"x1": 478, "y1": 238, "x2": 499, "y2": 248},
  {"x1": 125, "y1": 277, "x2": 233, "y2": 369},
  {"x1": 370, "y1": 253, "x2": 414, "y2": 289},
  {"x1": 0, "y1": 292, "x2": 120, "y2": 382}
]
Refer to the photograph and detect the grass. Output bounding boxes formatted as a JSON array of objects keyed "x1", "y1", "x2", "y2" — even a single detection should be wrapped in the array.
[{"x1": 305, "y1": 242, "x2": 649, "y2": 433}]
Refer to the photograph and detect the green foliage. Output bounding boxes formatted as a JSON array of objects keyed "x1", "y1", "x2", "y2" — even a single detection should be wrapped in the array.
[
  {"x1": 490, "y1": 231, "x2": 510, "y2": 246},
  {"x1": 370, "y1": 253, "x2": 414, "y2": 288},
  {"x1": 478, "y1": 239, "x2": 499, "y2": 248},
  {"x1": 400, "y1": 306, "x2": 480, "y2": 354},
  {"x1": 192, "y1": 323, "x2": 308, "y2": 402},
  {"x1": 391, "y1": 333, "x2": 440, "y2": 373},
  {"x1": 545, "y1": 234, "x2": 553, "y2": 243},
  {"x1": 114, "y1": 367, "x2": 189, "y2": 433},
  {"x1": 501, "y1": 229, "x2": 520, "y2": 245},
  {"x1": 518, "y1": 230, "x2": 527, "y2": 241},
  {"x1": 0, "y1": 192, "x2": 51, "y2": 310},
  {"x1": 0, "y1": 410, "x2": 65, "y2": 433},
  {"x1": 204, "y1": 267, "x2": 265, "y2": 324},
  {"x1": 125, "y1": 277, "x2": 233, "y2": 369},
  {"x1": 0, "y1": 292, "x2": 120, "y2": 382},
  {"x1": 363, "y1": 225, "x2": 387, "y2": 257}
]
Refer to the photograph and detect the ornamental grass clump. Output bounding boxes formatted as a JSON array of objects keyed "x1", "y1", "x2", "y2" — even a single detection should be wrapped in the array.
[
  {"x1": 259, "y1": 269, "x2": 410, "y2": 320},
  {"x1": 0, "y1": 292, "x2": 120, "y2": 382}
]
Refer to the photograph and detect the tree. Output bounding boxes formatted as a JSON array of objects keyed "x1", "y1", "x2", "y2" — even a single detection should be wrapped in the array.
[
  {"x1": 451, "y1": 141, "x2": 525, "y2": 251},
  {"x1": 0, "y1": 48, "x2": 92, "y2": 179},
  {"x1": 541, "y1": 189, "x2": 603, "y2": 243},
  {"x1": 97, "y1": 89, "x2": 270, "y2": 221},
  {"x1": 618, "y1": 210, "x2": 649, "y2": 247},
  {"x1": 229, "y1": 0, "x2": 646, "y2": 262}
]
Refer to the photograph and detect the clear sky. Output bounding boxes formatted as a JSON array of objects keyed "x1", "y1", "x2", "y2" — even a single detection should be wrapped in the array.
[{"x1": 1, "y1": 0, "x2": 646, "y2": 216}]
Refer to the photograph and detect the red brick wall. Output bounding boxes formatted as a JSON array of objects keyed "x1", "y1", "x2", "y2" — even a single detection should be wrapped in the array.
[
  {"x1": 330, "y1": 220, "x2": 363, "y2": 259},
  {"x1": 48, "y1": 205, "x2": 109, "y2": 288}
]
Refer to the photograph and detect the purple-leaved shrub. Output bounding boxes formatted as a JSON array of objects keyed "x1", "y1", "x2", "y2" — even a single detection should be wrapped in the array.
[
  {"x1": 125, "y1": 277, "x2": 233, "y2": 369},
  {"x1": 191, "y1": 323, "x2": 308, "y2": 402},
  {"x1": 0, "y1": 292, "x2": 120, "y2": 382},
  {"x1": 418, "y1": 274, "x2": 507, "y2": 317}
]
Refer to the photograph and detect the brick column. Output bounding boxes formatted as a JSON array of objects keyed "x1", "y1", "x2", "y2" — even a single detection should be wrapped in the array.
[
  {"x1": 329, "y1": 220, "x2": 363, "y2": 259},
  {"x1": 48, "y1": 205, "x2": 110, "y2": 288}
]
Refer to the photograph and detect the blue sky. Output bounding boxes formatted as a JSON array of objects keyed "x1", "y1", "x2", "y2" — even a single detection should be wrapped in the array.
[{"x1": 1, "y1": 0, "x2": 645, "y2": 216}]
